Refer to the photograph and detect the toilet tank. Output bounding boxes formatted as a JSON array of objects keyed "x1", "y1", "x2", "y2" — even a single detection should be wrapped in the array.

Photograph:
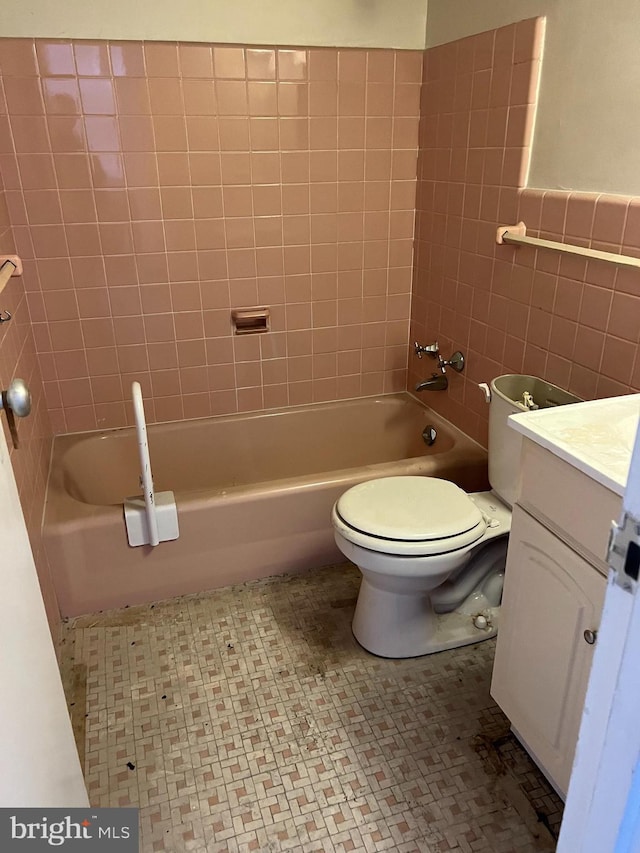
[{"x1": 489, "y1": 375, "x2": 581, "y2": 507}]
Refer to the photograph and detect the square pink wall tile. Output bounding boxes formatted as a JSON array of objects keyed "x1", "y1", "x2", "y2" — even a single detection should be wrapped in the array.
[
  {"x1": 410, "y1": 17, "x2": 640, "y2": 446},
  {"x1": 21, "y1": 28, "x2": 629, "y2": 444},
  {"x1": 1, "y1": 39, "x2": 39, "y2": 76}
]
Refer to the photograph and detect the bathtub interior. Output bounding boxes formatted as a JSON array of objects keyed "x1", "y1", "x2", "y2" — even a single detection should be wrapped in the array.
[{"x1": 55, "y1": 393, "x2": 459, "y2": 507}]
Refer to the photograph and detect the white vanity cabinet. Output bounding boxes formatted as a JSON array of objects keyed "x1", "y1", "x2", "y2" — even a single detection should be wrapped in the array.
[{"x1": 491, "y1": 437, "x2": 621, "y2": 797}]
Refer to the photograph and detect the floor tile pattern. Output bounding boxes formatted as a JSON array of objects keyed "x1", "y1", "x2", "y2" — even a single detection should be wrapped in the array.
[{"x1": 61, "y1": 564, "x2": 562, "y2": 852}]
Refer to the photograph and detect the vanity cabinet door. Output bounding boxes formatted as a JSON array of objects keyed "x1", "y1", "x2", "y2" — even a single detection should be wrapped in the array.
[{"x1": 491, "y1": 506, "x2": 606, "y2": 797}]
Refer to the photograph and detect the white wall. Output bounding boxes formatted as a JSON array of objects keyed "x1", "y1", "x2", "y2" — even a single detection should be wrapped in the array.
[
  {"x1": 0, "y1": 426, "x2": 88, "y2": 807},
  {"x1": 426, "y1": 0, "x2": 640, "y2": 197},
  {"x1": 1, "y1": 0, "x2": 429, "y2": 50}
]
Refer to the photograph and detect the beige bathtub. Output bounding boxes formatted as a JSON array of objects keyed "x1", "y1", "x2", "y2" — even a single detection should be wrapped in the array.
[{"x1": 43, "y1": 393, "x2": 488, "y2": 616}]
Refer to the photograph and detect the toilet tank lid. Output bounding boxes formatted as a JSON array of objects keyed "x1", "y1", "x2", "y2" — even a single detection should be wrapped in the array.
[{"x1": 335, "y1": 476, "x2": 484, "y2": 541}]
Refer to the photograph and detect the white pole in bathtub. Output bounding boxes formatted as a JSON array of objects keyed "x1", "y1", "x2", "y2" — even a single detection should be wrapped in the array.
[
  {"x1": 124, "y1": 383, "x2": 179, "y2": 547},
  {"x1": 131, "y1": 381, "x2": 160, "y2": 546}
]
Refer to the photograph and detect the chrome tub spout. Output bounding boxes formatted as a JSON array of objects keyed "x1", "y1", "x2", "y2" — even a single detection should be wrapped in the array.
[{"x1": 415, "y1": 373, "x2": 448, "y2": 392}]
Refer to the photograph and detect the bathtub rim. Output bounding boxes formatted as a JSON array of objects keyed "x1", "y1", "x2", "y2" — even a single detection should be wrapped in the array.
[{"x1": 52, "y1": 389, "x2": 447, "y2": 442}]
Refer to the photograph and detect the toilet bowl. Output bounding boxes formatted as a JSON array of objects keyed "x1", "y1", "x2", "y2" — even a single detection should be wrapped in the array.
[
  {"x1": 331, "y1": 374, "x2": 582, "y2": 659},
  {"x1": 332, "y1": 476, "x2": 510, "y2": 658}
]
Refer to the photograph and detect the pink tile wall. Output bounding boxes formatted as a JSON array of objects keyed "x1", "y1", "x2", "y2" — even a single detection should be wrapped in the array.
[
  {"x1": 0, "y1": 181, "x2": 59, "y2": 637},
  {"x1": 410, "y1": 18, "x2": 640, "y2": 446},
  {"x1": 0, "y1": 39, "x2": 422, "y2": 432}
]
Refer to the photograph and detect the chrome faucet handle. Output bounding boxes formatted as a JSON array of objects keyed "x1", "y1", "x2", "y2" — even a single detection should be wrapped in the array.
[
  {"x1": 438, "y1": 351, "x2": 465, "y2": 373},
  {"x1": 414, "y1": 341, "x2": 439, "y2": 359}
]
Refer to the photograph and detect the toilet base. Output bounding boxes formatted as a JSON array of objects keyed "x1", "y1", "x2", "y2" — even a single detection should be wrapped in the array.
[{"x1": 352, "y1": 576, "x2": 499, "y2": 658}]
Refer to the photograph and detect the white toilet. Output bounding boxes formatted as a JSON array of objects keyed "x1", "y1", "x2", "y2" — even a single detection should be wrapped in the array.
[{"x1": 331, "y1": 375, "x2": 579, "y2": 658}]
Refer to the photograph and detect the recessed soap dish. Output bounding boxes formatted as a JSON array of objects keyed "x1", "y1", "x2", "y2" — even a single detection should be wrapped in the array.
[{"x1": 231, "y1": 307, "x2": 270, "y2": 335}]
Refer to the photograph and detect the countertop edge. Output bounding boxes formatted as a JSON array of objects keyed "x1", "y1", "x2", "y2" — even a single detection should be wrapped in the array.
[
  {"x1": 507, "y1": 393, "x2": 640, "y2": 499},
  {"x1": 508, "y1": 414, "x2": 625, "y2": 497}
]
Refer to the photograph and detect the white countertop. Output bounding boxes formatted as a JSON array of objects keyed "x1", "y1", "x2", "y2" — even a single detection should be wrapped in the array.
[{"x1": 509, "y1": 394, "x2": 640, "y2": 497}]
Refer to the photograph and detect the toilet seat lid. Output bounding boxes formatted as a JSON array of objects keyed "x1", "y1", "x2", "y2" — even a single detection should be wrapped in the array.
[{"x1": 335, "y1": 476, "x2": 483, "y2": 542}]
